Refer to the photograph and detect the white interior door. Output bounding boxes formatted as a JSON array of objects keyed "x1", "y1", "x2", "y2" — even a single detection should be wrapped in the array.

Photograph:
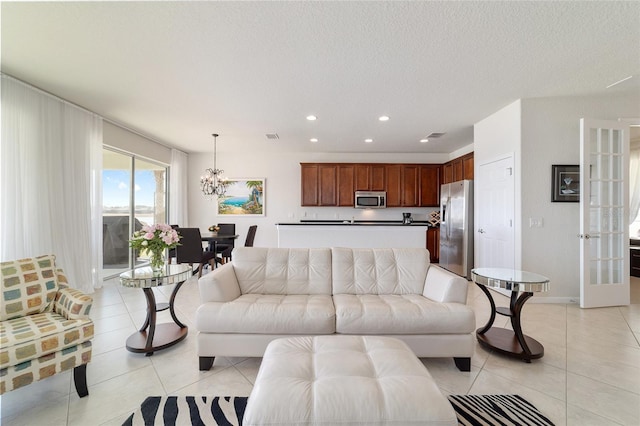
[
  {"x1": 476, "y1": 155, "x2": 515, "y2": 271},
  {"x1": 580, "y1": 118, "x2": 630, "y2": 308}
]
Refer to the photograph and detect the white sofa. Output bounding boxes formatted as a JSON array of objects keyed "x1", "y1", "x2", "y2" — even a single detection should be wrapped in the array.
[{"x1": 196, "y1": 247, "x2": 475, "y2": 371}]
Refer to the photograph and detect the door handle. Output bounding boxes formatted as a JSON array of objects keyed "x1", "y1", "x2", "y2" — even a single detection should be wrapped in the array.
[{"x1": 478, "y1": 229, "x2": 485, "y2": 234}]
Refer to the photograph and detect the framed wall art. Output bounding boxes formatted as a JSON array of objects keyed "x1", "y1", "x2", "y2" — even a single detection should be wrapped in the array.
[
  {"x1": 216, "y1": 178, "x2": 265, "y2": 216},
  {"x1": 551, "y1": 165, "x2": 579, "y2": 202}
]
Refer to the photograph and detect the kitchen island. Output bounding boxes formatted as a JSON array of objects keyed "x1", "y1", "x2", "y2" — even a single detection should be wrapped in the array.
[{"x1": 276, "y1": 220, "x2": 432, "y2": 248}]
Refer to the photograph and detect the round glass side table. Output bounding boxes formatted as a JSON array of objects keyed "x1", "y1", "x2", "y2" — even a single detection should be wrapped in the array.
[
  {"x1": 120, "y1": 264, "x2": 192, "y2": 356},
  {"x1": 471, "y1": 267, "x2": 550, "y2": 363}
]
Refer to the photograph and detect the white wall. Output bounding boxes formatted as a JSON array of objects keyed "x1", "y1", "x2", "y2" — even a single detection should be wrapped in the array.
[
  {"x1": 474, "y1": 94, "x2": 640, "y2": 301},
  {"x1": 188, "y1": 151, "x2": 452, "y2": 247},
  {"x1": 474, "y1": 100, "x2": 522, "y2": 270},
  {"x1": 520, "y1": 93, "x2": 640, "y2": 300},
  {"x1": 103, "y1": 121, "x2": 171, "y2": 164}
]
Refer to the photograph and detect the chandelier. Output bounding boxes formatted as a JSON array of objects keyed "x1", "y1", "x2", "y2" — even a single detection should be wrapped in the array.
[{"x1": 200, "y1": 133, "x2": 229, "y2": 198}]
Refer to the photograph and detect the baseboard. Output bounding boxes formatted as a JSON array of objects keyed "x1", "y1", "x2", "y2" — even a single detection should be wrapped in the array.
[{"x1": 528, "y1": 296, "x2": 578, "y2": 304}]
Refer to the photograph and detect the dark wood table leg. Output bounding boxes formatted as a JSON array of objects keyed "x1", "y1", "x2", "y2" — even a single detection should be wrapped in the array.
[
  {"x1": 476, "y1": 283, "x2": 497, "y2": 335},
  {"x1": 169, "y1": 281, "x2": 186, "y2": 328},
  {"x1": 510, "y1": 290, "x2": 534, "y2": 361},
  {"x1": 142, "y1": 288, "x2": 156, "y2": 356},
  {"x1": 126, "y1": 283, "x2": 188, "y2": 356},
  {"x1": 475, "y1": 284, "x2": 543, "y2": 362}
]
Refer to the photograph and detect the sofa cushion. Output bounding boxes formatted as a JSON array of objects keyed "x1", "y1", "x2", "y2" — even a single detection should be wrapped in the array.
[
  {"x1": 232, "y1": 248, "x2": 332, "y2": 295},
  {"x1": 332, "y1": 248, "x2": 430, "y2": 295},
  {"x1": 1, "y1": 255, "x2": 59, "y2": 321},
  {"x1": 196, "y1": 294, "x2": 335, "y2": 334},
  {"x1": 333, "y1": 294, "x2": 475, "y2": 335},
  {"x1": 0, "y1": 312, "x2": 94, "y2": 369}
]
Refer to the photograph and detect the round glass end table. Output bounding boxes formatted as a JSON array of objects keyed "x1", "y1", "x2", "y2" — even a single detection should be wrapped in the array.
[
  {"x1": 471, "y1": 267, "x2": 550, "y2": 363},
  {"x1": 120, "y1": 264, "x2": 192, "y2": 356}
]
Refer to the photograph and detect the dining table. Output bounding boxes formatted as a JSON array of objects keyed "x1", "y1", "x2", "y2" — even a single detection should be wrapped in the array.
[{"x1": 201, "y1": 233, "x2": 239, "y2": 252}]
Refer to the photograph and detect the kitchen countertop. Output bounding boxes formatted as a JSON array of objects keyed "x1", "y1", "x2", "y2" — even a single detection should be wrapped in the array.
[{"x1": 277, "y1": 220, "x2": 436, "y2": 227}]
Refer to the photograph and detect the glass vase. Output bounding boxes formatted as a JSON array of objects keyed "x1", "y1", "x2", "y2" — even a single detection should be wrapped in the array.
[{"x1": 149, "y1": 249, "x2": 165, "y2": 274}]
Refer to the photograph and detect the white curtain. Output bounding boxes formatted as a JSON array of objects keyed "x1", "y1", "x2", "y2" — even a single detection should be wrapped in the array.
[
  {"x1": 0, "y1": 75, "x2": 103, "y2": 293},
  {"x1": 630, "y1": 138, "x2": 640, "y2": 226},
  {"x1": 169, "y1": 148, "x2": 189, "y2": 227}
]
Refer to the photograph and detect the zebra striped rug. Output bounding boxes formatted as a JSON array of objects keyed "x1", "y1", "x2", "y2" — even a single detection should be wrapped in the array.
[
  {"x1": 123, "y1": 394, "x2": 554, "y2": 425},
  {"x1": 447, "y1": 394, "x2": 554, "y2": 425}
]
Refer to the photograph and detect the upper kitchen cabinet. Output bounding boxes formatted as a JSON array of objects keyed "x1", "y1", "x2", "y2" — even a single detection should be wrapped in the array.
[
  {"x1": 419, "y1": 165, "x2": 440, "y2": 206},
  {"x1": 301, "y1": 162, "x2": 441, "y2": 207},
  {"x1": 385, "y1": 164, "x2": 402, "y2": 207},
  {"x1": 355, "y1": 164, "x2": 385, "y2": 191},
  {"x1": 462, "y1": 154, "x2": 474, "y2": 180},
  {"x1": 300, "y1": 163, "x2": 354, "y2": 207},
  {"x1": 441, "y1": 152, "x2": 474, "y2": 184},
  {"x1": 337, "y1": 164, "x2": 355, "y2": 206},
  {"x1": 318, "y1": 164, "x2": 338, "y2": 205},
  {"x1": 301, "y1": 163, "x2": 338, "y2": 206},
  {"x1": 301, "y1": 163, "x2": 319, "y2": 206}
]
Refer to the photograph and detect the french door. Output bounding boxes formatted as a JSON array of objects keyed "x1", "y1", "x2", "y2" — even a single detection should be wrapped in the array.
[{"x1": 579, "y1": 119, "x2": 630, "y2": 308}]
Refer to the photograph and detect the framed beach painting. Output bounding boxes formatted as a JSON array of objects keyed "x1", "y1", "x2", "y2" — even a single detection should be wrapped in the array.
[{"x1": 216, "y1": 178, "x2": 265, "y2": 216}]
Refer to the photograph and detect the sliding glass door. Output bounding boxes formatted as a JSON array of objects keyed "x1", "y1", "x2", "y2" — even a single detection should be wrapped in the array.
[{"x1": 102, "y1": 148, "x2": 168, "y2": 278}]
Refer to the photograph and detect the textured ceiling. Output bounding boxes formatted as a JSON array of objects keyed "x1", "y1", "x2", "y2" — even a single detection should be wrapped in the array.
[{"x1": 2, "y1": 1, "x2": 639, "y2": 155}]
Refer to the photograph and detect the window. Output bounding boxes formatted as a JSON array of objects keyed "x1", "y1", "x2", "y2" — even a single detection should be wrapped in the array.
[{"x1": 102, "y1": 148, "x2": 168, "y2": 278}]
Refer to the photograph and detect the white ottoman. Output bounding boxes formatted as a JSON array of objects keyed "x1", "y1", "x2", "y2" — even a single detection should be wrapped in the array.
[{"x1": 243, "y1": 335, "x2": 457, "y2": 426}]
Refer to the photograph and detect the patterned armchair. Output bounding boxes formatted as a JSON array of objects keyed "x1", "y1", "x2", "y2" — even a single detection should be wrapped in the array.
[{"x1": 0, "y1": 255, "x2": 94, "y2": 397}]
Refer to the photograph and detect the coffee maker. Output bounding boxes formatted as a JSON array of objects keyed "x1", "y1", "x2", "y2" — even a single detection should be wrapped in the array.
[{"x1": 402, "y1": 212, "x2": 413, "y2": 225}]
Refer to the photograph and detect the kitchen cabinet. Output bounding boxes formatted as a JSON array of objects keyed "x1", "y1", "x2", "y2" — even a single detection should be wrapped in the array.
[
  {"x1": 442, "y1": 163, "x2": 453, "y2": 184},
  {"x1": 355, "y1": 164, "x2": 385, "y2": 191},
  {"x1": 442, "y1": 152, "x2": 474, "y2": 184},
  {"x1": 463, "y1": 154, "x2": 474, "y2": 180},
  {"x1": 419, "y1": 165, "x2": 440, "y2": 206},
  {"x1": 426, "y1": 227, "x2": 440, "y2": 263},
  {"x1": 301, "y1": 163, "x2": 339, "y2": 206},
  {"x1": 301, "y1": 164, "x2": 319, "y2": 206},
  {"x1": 337, "y1": 165, "x2": 355, "y2": 206},
  {"x1": 301, "y1": 162, "x2": 441, "y2": 207},
  {"x1": 318, "y1": 164, "x2": 337, "y2": 206},
  {"x1": 402, "y1": 165, "x2": 420, "y2": 207},
  {"x1": 385, "y1": 165, "x2": 402, "y2": 207}
]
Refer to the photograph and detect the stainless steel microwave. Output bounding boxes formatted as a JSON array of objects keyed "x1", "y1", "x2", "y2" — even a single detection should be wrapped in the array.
[{"x1": 355, "y1": 191, "x2": 386, "y2": 208}]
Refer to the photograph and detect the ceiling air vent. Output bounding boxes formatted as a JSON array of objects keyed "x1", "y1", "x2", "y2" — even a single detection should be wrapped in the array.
[
  {"x1": 426, "y1": 132, "x2": 446, "y2": 138},
  {"x1": 265, "y1": 133, "x2": 279, "y2": 140}
]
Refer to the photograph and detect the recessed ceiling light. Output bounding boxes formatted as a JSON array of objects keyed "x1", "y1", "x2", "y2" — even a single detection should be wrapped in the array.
[
  {"x1": 420, "y1": 139, "x2": 429, "y2": 143},
  {"x1": 378, "y1": 116, "x2": 390, "y2": 122},
  {"x1": 310, "y1": 138, "x2": 318, "y2": 142},
  {"x1": 364, "y1": 138, "x2": 373, "y2": 143},
  {"x1": 306, "y1": 115, "x2": 317, "y2": 121}
]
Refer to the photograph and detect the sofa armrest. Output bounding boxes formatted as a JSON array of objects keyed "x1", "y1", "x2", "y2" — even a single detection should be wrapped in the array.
[
  {"x1": 54, "y1": 287, "x2": 93, "y2": 319},
  {"x1": 423, "y1": 265, "x2": 469, "y2": 304},
  {"x1": 198, "y1": 263, "x2": 241, "y2": 303}
]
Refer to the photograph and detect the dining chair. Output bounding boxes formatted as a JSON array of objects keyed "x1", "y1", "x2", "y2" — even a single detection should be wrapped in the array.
[
  {"x1": 218, "y1": 225, "x2": 257, "y2": 264},
  {"x1": 168, "y1": 224, "x2": 180, "y2": 261},
  {"x1": 214, "y1": 223, "x2": 236, "y2": 257},
  {"x1": 175, "y1": 228, "x2": 217, "y2": 278},
  {"x1": 244, "y1": 225, "x2": 258, "y2": 247}
]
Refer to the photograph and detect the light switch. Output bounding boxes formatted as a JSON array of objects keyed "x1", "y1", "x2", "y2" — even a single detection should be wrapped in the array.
[{"x1": 529, "y1": 217, "x2": 544, "y2": 228}]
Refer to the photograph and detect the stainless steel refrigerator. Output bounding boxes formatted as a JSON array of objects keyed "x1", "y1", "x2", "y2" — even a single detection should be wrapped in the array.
[{"x1": 439, "y1": 180, "x2": 473, "y2": 278}]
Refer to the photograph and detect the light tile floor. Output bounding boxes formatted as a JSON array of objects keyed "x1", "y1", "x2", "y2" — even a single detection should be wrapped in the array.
[{"x1": 1, "y1": 274, "x2": 639, "y2": 426}]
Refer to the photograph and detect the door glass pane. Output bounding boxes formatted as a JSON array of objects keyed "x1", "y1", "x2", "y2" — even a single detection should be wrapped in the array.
[
  {"x1": 133, "y1": 159, "x2": 168, "y2": 266},
  {"x1": 102, "y1": 149, "x2": 132, "y2": 277},
  {"x1": 588, "y1": 127, "x2": 625, "y2": 287}
]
